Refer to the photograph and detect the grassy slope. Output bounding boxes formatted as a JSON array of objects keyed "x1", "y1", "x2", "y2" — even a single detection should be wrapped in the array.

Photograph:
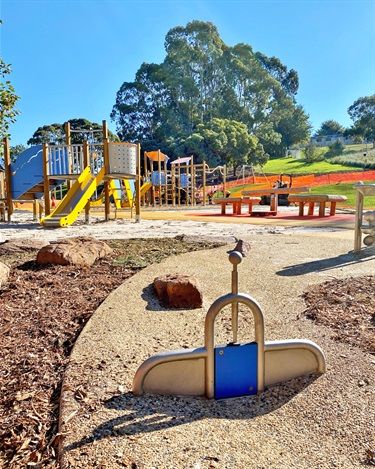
[
  {"x1": 259, "y1": 157, "x2": 361, "y2": 175},
  {"x1": 309, "y1": 182, "x2": 375, "y2": 208}
]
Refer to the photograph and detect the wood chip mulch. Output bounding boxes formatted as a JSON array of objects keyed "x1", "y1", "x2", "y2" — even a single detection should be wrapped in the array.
[
  {"x1": 0, "y1": 237, "x2": 223, "y2": 468},
  {"x1": 302, "y1": 275, "x2": 375, "y2": 354}
]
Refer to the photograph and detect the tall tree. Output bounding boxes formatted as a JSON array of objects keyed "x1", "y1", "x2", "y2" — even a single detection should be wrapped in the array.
[
  {"x1": 111, "y1": 63, "x2": 168, "y2": 143},
  {"x1": 27, "y1": 119, "x2": 118, "y2": 146},
  {"x1": 346, "y1": 95, "x2": 375, "y2": 146},
  {"x1": 27, "y1": 123, "x2": 64, "y2": 145},
  {"x1": 315, "y1": 120, "x2": 345, "y2": 136},
  {"x1": 111, "y1": 20, "x2": 310, "y2": 163},
  {"x1": 0, "y1": 57, "x2": 20, "y2": 140},
  {"x1": 184, "y1": 118, "x2": 266, "y2": 172},
  {"x1": 255, "y1": 52, "x2": 299, "y2": 99}
]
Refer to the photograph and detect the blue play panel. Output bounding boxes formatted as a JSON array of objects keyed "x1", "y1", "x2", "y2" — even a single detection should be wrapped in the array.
[{"x1": 214, "y1": 342, "x2": 258, "y2": 398}]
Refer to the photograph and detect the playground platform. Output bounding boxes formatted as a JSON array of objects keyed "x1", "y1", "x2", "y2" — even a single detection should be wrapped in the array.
[{"x1": 58, "y1": 224, "x2": 375, "y2": 468}]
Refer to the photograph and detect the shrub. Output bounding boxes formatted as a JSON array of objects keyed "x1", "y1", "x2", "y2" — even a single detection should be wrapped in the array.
[
  {"x1": 303, "y1": 143, "x2": 325, "y2": 163},
  {"x1": 325, "y1": 139, "x2": 345, "y2": 158}
]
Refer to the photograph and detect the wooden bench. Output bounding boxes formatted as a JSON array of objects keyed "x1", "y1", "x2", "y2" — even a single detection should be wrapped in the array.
[
  {"x1": 213, "y1": 197, "x2": 261, "y2": 215},
  {"x1": 242, "y1": 186, "x2": 311, "y2": 213},
  {"x1": 287, "y1": 194, "x2": 347, "y2": 217}
]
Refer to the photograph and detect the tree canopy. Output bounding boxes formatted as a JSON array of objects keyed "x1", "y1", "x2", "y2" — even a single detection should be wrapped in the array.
[
  {"x1": 0, "y1": 54, "x2": 20, "y2": 141},
  {"x1": 315, "y1": 120, "x2": 345, "y2": 136},
  {"x1": 346, "y1": 95, "x2": 375, "y2": 144},
  {"x1": 111, "y1": 20, "x2": 311, "y2": 167},
  {"x1": 27, "y1": 118, "x2": 119, "y2": 146}
]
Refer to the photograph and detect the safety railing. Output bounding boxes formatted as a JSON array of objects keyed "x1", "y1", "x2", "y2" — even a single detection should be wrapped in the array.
[{"x1": 48, "y1": 143, "x2": 105, "y2": 176}]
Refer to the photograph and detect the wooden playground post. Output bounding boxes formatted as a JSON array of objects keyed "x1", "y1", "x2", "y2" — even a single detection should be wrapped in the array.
[
  {"x1": 103, "y1": 136, "x2": 110, "y2": 221},
  {"x1": 164, "y1": 154, "x2": 168, "y2": 204},
  {"x1": 143, "y1": 151, "x2": 148, "y2": 206},
  {"x1": 83, "y1": 141, "x2": 91, "y2": 223},
  {"x1": 4, "y1": 138, "x2": 13, "y2": 221},
  {"x1": 42, "y1": 143, "x2": 51, "y2": 216},
  {"x1": 171, "y1": 165, "x2": 176, "y2": 207},
  {"x1": 135, "y1": 143, "x2": 141, "y2": 222},
  {"x1": 65, "y1": 122, "x2": 72, "y2": 191},
  {"x1": 190, "y1": 156, "x2": 194, "y2": 205},
  {"x1": 102, "y1": 119, "x2": 111, "y2": 221},
  {"x1": 157, "y1": 150, "x2": 162, "y2": 206},
  {"x1": 102, "y1": 119, "x2": 108, "y2": 140},
  {"x1": 202, "y1": 162, "x2": 207, "y2": 206},
  {"x1": 65, "y1": 122, "x2": 71, "y2": 145},
  {"x1": 223, "y1": 164, "x2": 227, "y2": 196}
]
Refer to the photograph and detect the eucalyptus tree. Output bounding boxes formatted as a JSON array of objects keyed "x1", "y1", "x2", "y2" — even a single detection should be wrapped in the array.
[
  {"x1": 27, "y1": 119, "x2": 118, "y2": 145},
  {"x1": 346, "y1": 95, "x2": 375, "y2": 145},
  {"x1": 163, "y1": 20, "x2": 227, "y2": 128},
  {"x1": 111, "y1": 63, "x2": 169, "y2": 143},
  {"x1": 111, "y1": 20, "x2": 311, "y2": 163},
  {"x1": 255, "y1": 52, "x2": 299, "y2": 99}
]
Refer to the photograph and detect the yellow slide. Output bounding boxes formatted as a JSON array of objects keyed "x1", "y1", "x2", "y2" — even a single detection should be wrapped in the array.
[
  {"x1": 41, "y1": 166, "x2": 106, "y2": 227},
  {"x1": 140, "y1": 180, "x2": 152, "y2": 197},
  {"x1": 90, "y1": 179, "x2": 122, "y2": 209},
  {"x1": 122, "y1": 180, "x2": 152, "y2": 208}
]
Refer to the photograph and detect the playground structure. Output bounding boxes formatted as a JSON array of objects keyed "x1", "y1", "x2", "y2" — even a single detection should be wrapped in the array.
[
  {"x1": 141, "y1": 150, "x2": 227, "y2": 207},
  {"x1": 353, "y1": 182, "x2": 375, "y2": 253},
  {"x1": 133, "y1": 250, "x2": 326, "y2": 399},
  {"x1": 1, "y1": 121, "x2": 141, "y2": 226}
]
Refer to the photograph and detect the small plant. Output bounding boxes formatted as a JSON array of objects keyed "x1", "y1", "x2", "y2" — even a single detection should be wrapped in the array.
[
  {"x1": 303, "y1": 143, "x2": 325, "y2": 163},
  {"x1": 325, "y1": 139, "x2": 345, "y2": 158}
]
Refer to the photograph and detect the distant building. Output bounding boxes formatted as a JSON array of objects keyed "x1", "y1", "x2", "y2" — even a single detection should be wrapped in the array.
[{"x1": 310, "y1": 134, "x2": 353, "y2": 146}]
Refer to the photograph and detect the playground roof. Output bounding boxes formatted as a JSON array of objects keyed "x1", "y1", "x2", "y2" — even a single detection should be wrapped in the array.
[
  {"x1": 145, "y1": 151, "x2": 169, "y2": 162},
  {"x1": 171, "y1": 156, "x2": 192, "y2": 165}
]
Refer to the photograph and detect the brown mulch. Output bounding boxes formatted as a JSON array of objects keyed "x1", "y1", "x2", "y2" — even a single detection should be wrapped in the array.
[
  {"x1": 0, "y1": 237, "x2": 223, "y2": 469},
  {"x1": 0, "y1": 238, "x2": 374, "y2": 468},
  {"x1": 302, "y1": 276, "x2": 375, "y2": 354}
]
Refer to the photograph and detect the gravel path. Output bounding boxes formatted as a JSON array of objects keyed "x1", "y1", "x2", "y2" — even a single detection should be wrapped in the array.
[{"x1": 59, "y1": 230, "x2": 375, "y2": 469}]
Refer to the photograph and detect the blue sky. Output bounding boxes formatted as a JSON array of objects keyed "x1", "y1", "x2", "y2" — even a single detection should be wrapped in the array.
[{"x1": 1, "y1": 0, "x2": 374, "y2": 147}]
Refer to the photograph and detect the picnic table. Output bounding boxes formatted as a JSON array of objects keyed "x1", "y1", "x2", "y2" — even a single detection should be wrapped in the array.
[
  {"x1": 241, "y1": 186, "x2": 311, "y2": 213},
  {"x1": 212, "y1": 197, "x2": 261, "y2": 215},
  {"x1": 287, "y1": 194, "x2": 347, "y2": 217}
]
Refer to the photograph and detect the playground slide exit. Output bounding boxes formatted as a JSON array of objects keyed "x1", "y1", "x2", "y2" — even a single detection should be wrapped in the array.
[
  {"x1": 90, "y1": 179, "x2": 122, "y2": 209},
  {"x1": 41, "y1": 166, "x2": 106, "y2": 227}
]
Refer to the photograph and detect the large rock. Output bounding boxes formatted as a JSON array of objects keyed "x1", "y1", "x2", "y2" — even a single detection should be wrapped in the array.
[
  {"x1": 154, "y1": 273, "x2": 203, "y2": 309},
  {"x1": 36, "y1": 237, "x2": 113, "y2": 266},
  {"x1": 0, "y1": 261, "x2": 10, "y2": 288},
  {"x1": 233, "y1": 239, "x2": 251, "y2": 257}
]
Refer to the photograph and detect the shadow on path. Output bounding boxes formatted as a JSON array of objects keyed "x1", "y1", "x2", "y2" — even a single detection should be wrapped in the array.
[
  {"x1": 277, "y1": 247, "x2": 375, "y2": 276},
  {"x1": 63, "y1": 374, "x2": 320, "y2": 453}
]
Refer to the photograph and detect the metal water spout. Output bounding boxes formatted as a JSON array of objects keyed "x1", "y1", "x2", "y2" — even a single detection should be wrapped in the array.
[{"x1": 228, "y1": 250, "x2": 242, "y2": 343}]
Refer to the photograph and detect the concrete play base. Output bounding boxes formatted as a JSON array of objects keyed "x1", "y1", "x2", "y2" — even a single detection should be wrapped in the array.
[{"x1": 133, "y1": 251, "x2": 326, "y2": 399}]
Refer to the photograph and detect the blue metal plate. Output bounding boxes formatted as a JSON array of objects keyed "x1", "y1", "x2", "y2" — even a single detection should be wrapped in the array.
[{"x1": 214, "y1": 342, "x2": 258, "y2": 399}]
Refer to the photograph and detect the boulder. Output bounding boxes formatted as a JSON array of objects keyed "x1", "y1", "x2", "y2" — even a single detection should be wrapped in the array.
[
  {"x1": 36, "y1": 237, "x2": 113, "y2": 266},
  {"x1": 0, "y1": 261, "x2": 10, "y2": 288},
  {"x1": 154, "y1": 273, "x2": 203, "y2": 309},
  {"x1": 233, "y1": 239, "x2": 251, "y2": 257}
]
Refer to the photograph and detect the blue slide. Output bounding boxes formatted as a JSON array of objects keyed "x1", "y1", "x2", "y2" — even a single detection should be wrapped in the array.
[{"x1": 10, "y1": 145, "x2": 66, "y2": 200}]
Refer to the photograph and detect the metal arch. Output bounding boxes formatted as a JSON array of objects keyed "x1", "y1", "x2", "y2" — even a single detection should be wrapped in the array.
[{"x1": 204, "y1": 292, "x2": 266, "y2": 399}]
